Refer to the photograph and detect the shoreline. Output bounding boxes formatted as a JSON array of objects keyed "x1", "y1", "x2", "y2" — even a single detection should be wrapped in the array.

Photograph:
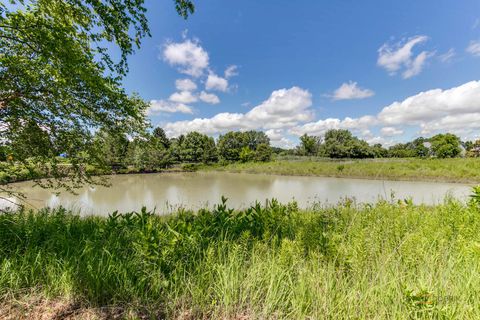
[{"x1": 3, "y1": 158, "x2": 480, "y2": 186}]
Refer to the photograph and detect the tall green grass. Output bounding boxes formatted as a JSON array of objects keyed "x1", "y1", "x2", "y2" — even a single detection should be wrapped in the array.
[
  {"x1": 207, "y1": 158, "x2": 480, "y2": 183},
  {"x1": 1, "y1": 196, "x2": 480, "y2": 318}
]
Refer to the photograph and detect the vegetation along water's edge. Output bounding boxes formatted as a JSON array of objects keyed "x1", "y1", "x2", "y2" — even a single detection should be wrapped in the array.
[
  {"x1": 3, "y1": 157, "x2": 480, "y2": 187},
  {"x1": 202, "y1": 158, "x2": 480, "y2": 184},
  {"x1": 1, "y1": 193, "x2": 480, "y2": 319}
]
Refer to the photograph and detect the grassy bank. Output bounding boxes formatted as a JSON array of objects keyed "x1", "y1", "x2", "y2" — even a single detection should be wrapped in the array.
[
  {"x1": 1, "y1": 197, "x2": 480, "y2": 319},
  {"x1": 205, "y1": 158, "x2": 480, "y2": 183}
]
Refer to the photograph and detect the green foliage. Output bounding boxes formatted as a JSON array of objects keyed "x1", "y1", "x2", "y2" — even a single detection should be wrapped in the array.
[
  {"x1": 0, "y1": 0, "x2": 194, "y2": 189},
  {"x1": 298, "y1": 133, "x2": 321, "y2": 156},
  {"x1": 218, "y1": 131, "x2": 272, "y2": 162},
  {"x1": 1, "y1": 198, "x2": 480, "y2": 318},
  {"x1": 469, "y1": 186, "x2": 480, "y2": 209},
  {"x1": 212, "y1": 158, "x2": 480, "y2": 183},
  {"x1": 430, "y1": 133, "x2": 462, "y2": 158},
  {"x1": 152, "y1": 127, "x2": 171, "y2": 149},
  {"x1": 94, "y1": 129, "x2": 130, "y2": 168},
  {"x1": 324, "y1": 129, "x2": 374, "y2": 158},
  {"x1": 218, "y1": 132, "x2": 247, "y2": 161},
  {"x1": 255, "y1": 143, "x2": 273, "y2": 162},
  {"x1": 239, "y1": 146, "x2": 255, "y2": 163},
  {"x1": 371, "y1": 143, "x2": 388, "y2": 158},
  {"x1": 128, "y1": 136, "x2": 172, "y2": 171},
  {"x1": 181, "y1": 131, "x2": 217, "y2": 163}
]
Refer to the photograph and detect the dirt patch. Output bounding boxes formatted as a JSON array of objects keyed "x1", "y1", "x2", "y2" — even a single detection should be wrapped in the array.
[{"x1": 0, "y1": 295, "x2": 154, "y2": 320}]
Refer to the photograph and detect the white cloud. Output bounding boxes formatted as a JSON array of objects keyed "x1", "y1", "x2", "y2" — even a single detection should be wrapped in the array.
[
  {"x1": 402, "y1": 51, "x2": 434, "y2": 79},
  {"x1": 265, "y1": 129, "x2": 283, "y2": 141},
  {"x1": 380, "y1": 127, "x2": 403, "y2": 137},
  {"x1": 438, "y1": 48, "x2": 456, "y2": 63},
  {"x1": 224, "y1": 65, "x2": 239, "y2": 78},
  {"x1": 169, "y1": 91, "x2": 198, "y2": 104},
  {"x1": 378, "y1": 81, "x2": 480, "y2": 126},
  {"x1": 290, "y1": 116, "x2": 377, "y2": 137},
  {"x1": 163, "y1": 39, "x2": 209, "y2": 77},
  {"x1": 164, "y1": 87, "x2": 313, "y2": 136},
  {"x1": 147, "y1": 100, "x2": 194, "y2": 115},
  {"x1": 331, "y1": 81, "x2": 374, "y2": 100},
  {"x1": 199, "y1": 91, "x2": 220, "y2": 104},
  {"x1": 175, "y1": 78, "x2": 197, "y2": 91},
  {"x1": 244, "y1": 87, "x2": 313, "y2": 129},
  {"x1": 205, "y1": 73, "x2": 229, "y2": 92},
  {"x1": 466, "y1": 40, "x2": 480, "y2": 56},
  {"x1": 377, "y1": 36, "x2": 432, "y2": 78},
  {"x1": 154, "y1": 80, "x2": 480, "y2": 148}
]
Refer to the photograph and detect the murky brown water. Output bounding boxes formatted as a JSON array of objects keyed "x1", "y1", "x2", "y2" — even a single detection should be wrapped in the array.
[{"x1": 1, "y1": 172, "x2": 473, "y2": 215}]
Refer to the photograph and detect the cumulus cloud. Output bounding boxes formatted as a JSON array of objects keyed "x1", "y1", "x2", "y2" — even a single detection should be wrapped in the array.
[
  {"x1": 147, "y1": 100, "x2": 194, "y2": 115},
  {"x1": 377, "y1": 36, "x2": 433, "y2": 79},
  {"x1": 224, "y1": 65, "x2": 239, "y2": 78},
  {"x1": 205, "y1": 73, "x2": 229, "y2": 92},
  {"x1": 378, "y1": 80, "x2": 480, "y2": 126},
  {"x1": 331, "y1": 81, "x2": 374, "y2": 100},
  {"x1": 175, "y1": 78, "x2": 197, "y2": 91},
  {"x1": 164, "y1": 87, "x2": 313, "y2": 136},
  {"x1": 380, "y1": 127, "x2": 403, "y2": 137},
  {"x1": 163, "y1": 39, "x2": 209, "y2": 77},
  {"x1": 199, "y1": 91, "x2": 220, "y2": 104},
  {"x1": 290, "y1": 116, "x2": 377, "y2": 137},
  {"x1": 466, "y1": 40, "x2": 480, "y2": 56},
  {"x1": 169, "y1": 91, "x2": 198, "y2": 104},
  {"x1": 292, "y1": 81, "x2": 480, "y2": 144}
]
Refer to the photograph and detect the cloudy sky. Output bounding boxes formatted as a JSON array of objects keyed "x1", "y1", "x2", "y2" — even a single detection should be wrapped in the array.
[{"x1": 122, "y1": 0, "x2": 480, "y2": 148}]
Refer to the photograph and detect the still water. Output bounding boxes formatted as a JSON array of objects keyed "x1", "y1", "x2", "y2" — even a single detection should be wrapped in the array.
[{"x1": 1, "y1": 172, "x2": 473, "y2": 215}]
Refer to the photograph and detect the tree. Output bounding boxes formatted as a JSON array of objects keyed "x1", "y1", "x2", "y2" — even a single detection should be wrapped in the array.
[
  {"x1": 94, "y1": 129, "x2": 130, "y2": 168},
  {"x1": 181, "y1": 132, "x2": 217, "y2": 163},
  {"x1": 153, "y1": 127, "x2": 171, "y2": 149},
  {"x1": 255, "y1": 143, "x2": 273, "y2": 162},
  {"x1": 217, "y1": 132, "x2": 246, "y2": 161},
  {"x1": 169, "y1": 135, "x2": 185, "y2": 163},
  {"x1": 371, "y1": 144, "x2": 388, "y2": 158},
  {"x1": 324, "y1": 129, "x2": 374, "y2": 159},
  {"x1": 242, "y1": 131, "x2": 270, "y2": 151},
  {"x1": 388, "y1": 143, "x2": 417, "y2": 158},
  {"x1": 127, "y1": 135, "x2": 171, "y2": 171},
  {"x1": 217, "y1": 131, "x2": 272, "y2": 162},
  {"x1": 298, "y1": 134, "x2": 321, "y2": 156},
  {"x1": 430, "y1": 133, "x2": 461, "y2": 158},
  {"x1": 411, "y1": 137, "x2": 430, "y2": 158},
  {"x1": 1, "y1": 0, "x2": 195, "y2": 188},
  {"x1": 239, "y1": 146, "x2": 255, "y2": 163}
]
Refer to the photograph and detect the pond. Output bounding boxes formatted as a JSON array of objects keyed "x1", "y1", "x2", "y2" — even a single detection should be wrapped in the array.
[{"x1": 0, "y1": 172, "x2": 473, "y2": 215}]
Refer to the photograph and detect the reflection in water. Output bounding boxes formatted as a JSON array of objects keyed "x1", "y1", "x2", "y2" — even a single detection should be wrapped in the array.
[{"x1": 1, "y1": 172, "x2": 472, "y2": 215}]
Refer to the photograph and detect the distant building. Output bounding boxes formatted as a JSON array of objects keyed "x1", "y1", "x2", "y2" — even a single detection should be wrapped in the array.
[{"x1": 471, "y1": 146, "x2": 480, "y2": 157}]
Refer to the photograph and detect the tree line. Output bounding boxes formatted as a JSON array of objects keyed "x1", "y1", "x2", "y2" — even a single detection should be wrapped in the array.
[
  {"x1": 2, "y1": 125, "x2": 480, "y2": 173},
  {"x1": 92, "y1": 128, "x2": 273, "y2": 171},
  {"x1": 295, "y1": 129, "x2": 480, "y2": 159}
]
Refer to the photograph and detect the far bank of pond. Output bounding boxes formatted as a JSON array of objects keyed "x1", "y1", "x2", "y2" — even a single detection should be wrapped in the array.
[
  {"x1": 204, "y1": 158, "x2": 480, "y2": 183},
  {"x1": 1, "y1": 171, "x2": 472, "y2": 215}
]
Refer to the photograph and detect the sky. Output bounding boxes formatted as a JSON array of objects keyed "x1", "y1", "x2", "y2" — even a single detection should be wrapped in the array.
[{"x1": 121, "y1": 0, "x2": 480, "y2": 148}]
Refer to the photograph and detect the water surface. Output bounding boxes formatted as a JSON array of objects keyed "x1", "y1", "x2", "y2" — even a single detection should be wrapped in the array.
[{"x1": 1, "y1": 172, "x2": 472, "y2": 215}]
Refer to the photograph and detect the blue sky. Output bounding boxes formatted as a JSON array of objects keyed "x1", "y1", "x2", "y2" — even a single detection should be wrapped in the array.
[{"x1": 122, "y1": 0, "x2": 480, "y2": 147}]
